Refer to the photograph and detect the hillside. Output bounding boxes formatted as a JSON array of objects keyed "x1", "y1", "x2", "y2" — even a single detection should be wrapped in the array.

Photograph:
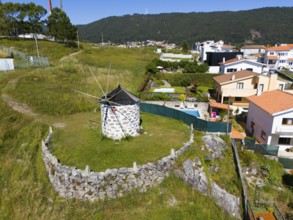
[{"x1": 78, "y1": 7, "x2": 293, "y2": 45}]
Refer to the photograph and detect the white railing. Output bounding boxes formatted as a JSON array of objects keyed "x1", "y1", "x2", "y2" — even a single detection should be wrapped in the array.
[{"x1": 275, "y1": 125, "x2": 293, "y2": 135}]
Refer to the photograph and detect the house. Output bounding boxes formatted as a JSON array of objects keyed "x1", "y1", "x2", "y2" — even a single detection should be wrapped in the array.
[
  {"x1": 246, "y1": 90, "x2": 293, "y2": 152},
  {"x1": 263, "y1": 44, "x2": 293, "y2": 70},
  {"x1": 206, "y1": 51, "x2": 243, "y2": 73},
  {"x1": 213, "y1": 70, "x2": 287, "y2": 107},
  {"x1": 0, "y1": 58, "x2": 14, "y2": 71},
  {"x1": 219, "y1": 56, "x2": 267, "y2": 74},
  {"x1": 197, "y1": 40, "x2": 234, "y2": 62},
  {"x1": 240, "y1": 45, "x2": 266, "y2": 62}
]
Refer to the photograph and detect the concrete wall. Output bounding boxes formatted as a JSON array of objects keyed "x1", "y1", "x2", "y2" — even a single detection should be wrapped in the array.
[
  {"x1": 42, "y1": 127, "x2": 192, "y2": 201},
  {"x1": 220, "y1": 61, "x2": 264, "y2": 74}
]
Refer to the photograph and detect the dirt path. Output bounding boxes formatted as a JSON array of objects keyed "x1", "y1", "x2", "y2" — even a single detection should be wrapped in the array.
[
  {"x1": 59, "y1": 50, "x2": 83, "y2": 62},
  {"x1": 1, "y1": 93, "x2": 38, "y2": 117}
]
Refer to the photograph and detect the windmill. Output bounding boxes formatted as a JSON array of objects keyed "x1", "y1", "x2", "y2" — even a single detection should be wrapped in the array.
[{"x1": 73, "y1": 69, "x2": 141, "y2": 141}]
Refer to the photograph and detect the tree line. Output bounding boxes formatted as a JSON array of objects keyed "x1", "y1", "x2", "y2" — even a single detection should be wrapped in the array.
[{"x1": 0, "y1": 2, "x2": 76, "y2": 44}]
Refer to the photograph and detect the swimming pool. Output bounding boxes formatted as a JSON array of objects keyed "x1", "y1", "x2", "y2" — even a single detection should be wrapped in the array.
[
  {"x1": 153, "y1": 88, "x2": 175, "y2": 93},
  {"x1": 179, "y1": 109, "x2": 200, "y2": 118}
]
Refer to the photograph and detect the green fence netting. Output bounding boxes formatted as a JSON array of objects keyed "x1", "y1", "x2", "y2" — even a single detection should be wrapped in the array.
[
  {"x1": 243, "y1": 138, "x2": 279, "y2": 156},
  {"x1": 140, "y1": 103, "x2": 231, "y2": 133},
  {"x1": 278, "y1": 158, "x2": 293, "y2": 169}
]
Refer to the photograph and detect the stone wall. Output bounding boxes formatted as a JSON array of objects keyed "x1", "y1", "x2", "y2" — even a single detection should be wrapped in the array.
[
  {"x1": 101, "y1": 103, "x2": 140, "y2": 140},
  {"x1": 42, "y1": 127, "x2": 192, "y2": 201}
]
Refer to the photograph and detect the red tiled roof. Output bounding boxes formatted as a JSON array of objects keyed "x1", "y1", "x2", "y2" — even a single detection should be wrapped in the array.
[
  {"x1": 209, "y1": 100, "x2": 232, "y2": 110},
  {"x1": 213, "y1": 70, "x2": 257, "y2": 84},
  {"x1": 247, "y1": 90, "x2": 293, "y2": 115},
  {"x1": 267, "y1": 55, "x2": 278, "y2": 60},
  {"x1": 241, "y1": 45, "x2": 266, "y2": 49},
  {"x1": 266, "y1": 45, "x2": 293, "y2": 51}
]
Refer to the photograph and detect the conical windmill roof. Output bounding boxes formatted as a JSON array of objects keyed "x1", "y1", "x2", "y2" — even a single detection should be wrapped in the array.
[{"x1": 100, "y1": 85, "x2": 140, "y2": 105}]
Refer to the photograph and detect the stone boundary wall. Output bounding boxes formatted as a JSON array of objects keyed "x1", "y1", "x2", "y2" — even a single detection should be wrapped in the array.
[{"x1": 42, "y1": 127, "x2": 193, "y2": 201}]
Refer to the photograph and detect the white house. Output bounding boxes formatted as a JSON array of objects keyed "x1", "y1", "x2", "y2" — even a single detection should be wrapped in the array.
[
  {"x1": 246, "y1": 90, "x2": 293, "y2": 153},
  {"x1": 263, "y1": 44, "x2": 293, "y2": 70},
  {"x1": 240, "y1": 45, "x2": 266, "y2": 62},
  {"x1": 198, "y1": 40, "x2": 234, "y2": 62},
  {"x1": 0, "y1": 58, "x2": 14, "y2": 71},
  {"x1": 219, "y1": 56, "x2": 267, "y2": 74}
]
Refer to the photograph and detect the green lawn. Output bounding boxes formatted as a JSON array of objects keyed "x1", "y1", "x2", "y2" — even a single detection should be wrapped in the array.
[{"x1": 51, "y1": 112, "x2": 189, "y2": 171}]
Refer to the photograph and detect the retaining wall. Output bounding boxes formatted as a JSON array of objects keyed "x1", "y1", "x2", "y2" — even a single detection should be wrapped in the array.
[{"x1": 42, "y1": 127, "x2": 192, "y2": 201}]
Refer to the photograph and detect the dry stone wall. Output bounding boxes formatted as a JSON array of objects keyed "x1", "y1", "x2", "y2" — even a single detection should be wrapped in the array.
[{"x1": 42, "y1": 127, "x2": 192, "y2": 201}]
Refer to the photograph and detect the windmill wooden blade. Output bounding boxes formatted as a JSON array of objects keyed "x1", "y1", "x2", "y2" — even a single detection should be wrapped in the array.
[
  {"x1": 88, "y1": 68, "x2": 107, "y2": 97},
  {"x1": 106, "y1": 61, "x2": 111, "y2": 94},
  {"x1": 72, "y1": 89, "x2": 100, "y2": 99}
]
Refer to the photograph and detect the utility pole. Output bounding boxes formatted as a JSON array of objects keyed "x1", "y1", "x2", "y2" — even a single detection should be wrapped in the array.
[
  {"x1": 76, "y1": 30, "x2": 80, "y2": 48},
  {"x1": 226, "y1": 96, "x2": 230, "y2": 135},
  {"x1": 60, "y1": 0, "x2": 63, "y2": 10},
  {"x1": 34, "y1": 33, "x2": 40, "y2": 61}
]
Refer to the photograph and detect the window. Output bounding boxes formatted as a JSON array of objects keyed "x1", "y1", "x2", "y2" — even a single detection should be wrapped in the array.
[
  {"x1": 289, "y1": 62, "x2": 293, "y2": 66},
  {"x1": 227, "y1": 68, "x2": 237, "y2": 72},
  {"x1": 246, "y1": 68, "x2": 253, "y2": 71},
  {"x1": 235, "y1": 97, "x2": 242, "y2": 101},
  {"x1": 279, "y1": 60, "x2": 286, "y2": 64},
  {"x1": 278, "y1": 52, "x2": 288, "y2": 56},
  {"x1": 258, "y1": 84, "x2": 264, "y2": 92},
  {"x1": 236, "y1": 82, "x2": 244, "y2": 89},
  {"x1": 278, "y1": 138, "x2": 291, "y2": 145},
  {"x1": 251, "y1": 121, "x2": 255, "y2": 128},
  {"x1": 278, "y1": 84, "x2": 284, "y2": 90},
  {"x1": 261, "y1": 130, "x2": 266, "y2": 140},
  {"x1": 282, "y1": 118, "x2": 293, "y2": 125},
  {"x1": 269, "y1": 52, "x2": 274, "y2": 55}
]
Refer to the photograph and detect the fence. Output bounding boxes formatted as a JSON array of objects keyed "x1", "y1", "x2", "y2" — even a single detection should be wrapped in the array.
[
  {"x1": 140, "y1": 103, "x2": 231, "y2": 133},
  {"x1": 278, "y1": 157, "x2": 293, "y2": 169},
  {"x1": 244, "y1": 138, "x2": 279, "y2": 156},
  {"x1": 0, "y1": 45, "x2": 49, "y2": 68}
]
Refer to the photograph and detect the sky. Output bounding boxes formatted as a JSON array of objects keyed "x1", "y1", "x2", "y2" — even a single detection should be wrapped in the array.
[{"x1": 2, "y1": 0, "x2": 293, "y2": 25}]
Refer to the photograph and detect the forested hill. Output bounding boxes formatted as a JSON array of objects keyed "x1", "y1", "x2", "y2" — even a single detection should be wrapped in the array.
[{"x1": 78, "y1": 7, "x2": 293, "y2": 45}]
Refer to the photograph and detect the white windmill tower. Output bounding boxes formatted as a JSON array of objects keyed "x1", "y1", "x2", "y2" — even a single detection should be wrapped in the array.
[
  {"x1": 100, "y1": 84, "x2": 141, "y2": 140},
  {"x1": 73, "y1": 70, "x2": 141, "y2": 141}
]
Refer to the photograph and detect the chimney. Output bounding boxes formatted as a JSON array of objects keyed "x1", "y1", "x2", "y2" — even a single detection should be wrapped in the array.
[
  {"x1": 256, "y1": 87, "x2": 262, "y2": 96},
  {"x1": 236, "y1": 54, "x2": 242, "y2": 60},
  {"x1": 231, "y1": 75, "x2": 235, "y2": 80},
  {"x1": 223, "y1": 57, "x2": 226, "y2": 63},
  {"x1": 268, "y1": 73, "x2": 278, "y2": 91}
]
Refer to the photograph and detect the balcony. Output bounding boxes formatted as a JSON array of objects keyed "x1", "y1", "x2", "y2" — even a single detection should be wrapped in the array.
[{"x1": 275, "y1": 126, "x2": 293, "y2": 136}]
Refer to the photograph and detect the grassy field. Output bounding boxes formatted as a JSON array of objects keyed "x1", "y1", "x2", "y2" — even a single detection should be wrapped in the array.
[
  {"x1": 51, "y1": 112, "x2": 189, "y2": 171},
  {"x1": 0, "y1": 62, "x2": 237, "y2": 220},
  {"x1": 0, "y1": 39, "x2": 241, "y2": 219}
]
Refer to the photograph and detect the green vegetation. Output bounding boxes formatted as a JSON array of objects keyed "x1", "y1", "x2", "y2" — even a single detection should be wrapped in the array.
[
  {"x1": 78, "y1": 7, "x2": 293, "y2": 45},
  {"x1": 0, "y1": 38, "x2": 79, "y2": 65},
  {"x1": 0, "y1": 39, "x2": 243, "y2": 219},
  {"x1": 239, "y1": 149, "x2": 293, "y2": 217},
  {"x1": 51, "y1": 112, "x2": 189, "y2": 171}
]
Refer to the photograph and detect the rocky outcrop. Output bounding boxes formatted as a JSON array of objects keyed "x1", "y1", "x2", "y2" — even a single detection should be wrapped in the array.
[
  {"x1": 211, "y1": 182, "x2": 241, "y2": 219},
  {"x1": 175, "y1": 158, "x2": 208, "y2": 195},
  {"x1": 202, "y1": 135, "x2": 227, "y2": 158},
  {"x1": 175, "y1": 157, "x2": 241, "y2": 219},
  {"x1": 42, "y1": 127, "x2": 191, "y2": 201}
]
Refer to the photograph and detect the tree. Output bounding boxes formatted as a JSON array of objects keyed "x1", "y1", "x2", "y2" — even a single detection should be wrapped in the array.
[
  {"x1": 182, "y1": 40, "x2": 189, "y2": 53},
  {"x1": 47, "y1": 8, "x2": 77, "y2": 44}
]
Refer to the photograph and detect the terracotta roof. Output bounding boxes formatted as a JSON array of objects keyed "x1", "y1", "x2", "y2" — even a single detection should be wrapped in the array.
[
  {"x1": 209, "y1": 100, "x2": 232, "y2": 110},
  {"x1": 241, "y1": 45, "x2": 266, "y2": 49},
  {"x1": 213, "y1": 70, "x2": 257, "y2": 84},
  {"x1": 219, "y1": 58, "x2": 241, "y2": 65},
  {"x1": 231, "y1": 127, "x2": 245, "y2": 139},
  {"x1": 267, "y1": 55, "x2": 278, "y2": 60},
  {"x1": 247, "y1": 90, "x2": 293, "y2": 115},
  {"x1": 287, "y1": 58, "x2": 293, "y2": 61},
  {"x1": 266, "y1": 45, "x2": 293, "y2": 51}
]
